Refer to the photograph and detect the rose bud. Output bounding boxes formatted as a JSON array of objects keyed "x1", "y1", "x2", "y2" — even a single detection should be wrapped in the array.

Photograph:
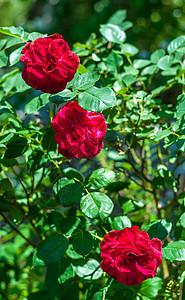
[
  {"x1": 50, "y1": 101, "x2": 107, "y2": 159},
  {"x1": 20, "y1": 33, "x2": 80, "y2": 94},
  {"x1": 100, "y1": 226, "x2": 162, "y2": 286}
]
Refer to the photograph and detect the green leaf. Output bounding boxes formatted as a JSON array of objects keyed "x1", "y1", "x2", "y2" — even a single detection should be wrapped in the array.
[
  {"x1": 80, "y1": 192, "x2": 114, "y2": 219},
  {"x1": 45, "y1": 258, "x2": 74, "y2": 298},
  {"x1": 141, "y1": 65, "x2": 158, "y2": 75},
  {"x1": 2, "y1": 72, "x2": 30, "y2": 94},
  {"x1": 99, "y1": 24, "x2": 126, "y2": 44},
  {"x1": 36, "y1": 234, "x2": 69, "y2": 265},
  {"x1": 150, "y1": 49, "x2": 165, "y2": 64},
  {"x1": 167, "y1": 35, "x2": 185, "y2": 54},
  {"x1": 0, "y1": 50, "x2": 8, "y2": 68},
  {"x1": 120, "y1": 43, "x2": 139, "y2": 56},
  {"x1": 179, "y1": 212, "x2": 185, "y2": 228},
  {"x1": 107, "y1": 9, "x2": 127, "y2": 25},
  {"x1": 32, "y1": 249, "x2": 46, "y2": 267},
  {"x1": 154, "y1": 130, "x2": 172, "y2": 141},
  {"x1": 53, "y1": 178, "x2": 84, "y2": 207},
  {"x1": 59, "y1": 216, "x2": 81, "y2": 236},
  {"x1": 120, "y1": 21, "x2": 133, "y2": 31},
  {"x1": 122, "y1": 73, "x2": 137, "y2": 86},
  {"x1": 73, "y1": 70, "x2": 100, "y2": 90},
  {"x1": 112, "y1": 216, "x2": 132, "y2": 230},
  {"x1": 27, "y1": 150, "x2": 46, "y2": 171},
  {"x1": 0, "y1": 179, "x2": 14, "y2": 211},
  {"x1": 4, "y1": 136, "x2": 28, "y2": 158},
  {"x1": 103, "y1": 51, "x2": 123, "y2": 74},
  {"x1": 0, "y1": 158, "x2": 18, "y2": 167},
  {"x1": 28, "y1": 32, "x2": 47, "y2": 41},
  {"x1": 86, "y1": 168, "x2": 116, "y2": 190},
  {"x1": 42, "y1": 127, "x2": 57, "y2": 151},
  {"x1": 5, "y1": 37, "x2": 24, "y2": 48},
  {"x1": 28, "y1": 290, "x2": 54, "y2": 300},
  {"x1": 47, "y1": 212, "x2": 64, "y2": 231},
  {"x1": 144, "y1": 219, "x2": 172, "y2": 240},
  {"x1": 0, "y1": 26, "x2": 25, "y2": 39},
  {"x1": 161, "y1": 66, "x2": 178, "y2": 76},
  {"x1": 63, "y1": 167, "x2": 84, "y2": 182},
  {"x1": 77, "y1": 64, "x2": 89, "y2": 74},
  {"x1": 72, "y1": 231, "x2": 93, "y2": 256},
  {"x1": 177, "y1": 98, "x2": 185, "y2": 118},
  {"x1": 78, "y1": 86, "x2": 116, "y2": 112},
  {"x1": 15, "y1": 73, "x2": 30, "y2": 93},
  {"x1": 121, "y1": 199, "x2": 144, "y2": 214},
  {"x1": 176, "y1": 137, "x2": 185, "y2": 152},
  {"x1": 49, "y1": 89, "x2": 78, "y2": 105},
  {"x1": 140, "y1": 277, "x2": 163, "y2": 298},
  {"x1": 9, "y1": 46, "x2": 24, "y2": 66},
  {"x1": 74, "y1": 259, "x2": 103, "y2": 280},
  {"x1": 105, "y1": 181, "x2": 130, "y2": 192},
  {"x1": 0, "y1": 39, "x2": 6, "y2": 50},
  {"x1": 25, "y1": 93, "x2": 50, "y2": 115},
  {"x1": 66, "y1": 244, "x2": 83, "y2": 260},
  {"x1": 158, "y1": 55, "x2": 173, "y2": 70},
  {"x1": 162, "y1": 240, "x2": 185, "y2": 260},
  {"x1": 0, "y1": 132, "x2": 14, "y2": 144},
  {"x1": 133, "y1": 59, "x2": 151, "y2": 69}
]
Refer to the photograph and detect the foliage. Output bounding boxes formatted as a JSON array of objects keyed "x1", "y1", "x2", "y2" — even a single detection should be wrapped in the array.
[{"x1": 0, "y1": 9, "x2": 185, "y2": 300}]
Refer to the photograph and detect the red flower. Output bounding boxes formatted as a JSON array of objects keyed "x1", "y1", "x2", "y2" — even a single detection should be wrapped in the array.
[
  {"x1": 20, "y1": 33, "x2": 80, "y2": 94},
  {"x1": 100, "y1": 226, "x2": 162, "y2": 286},
  {"x1": 50, "y1": 101, "x2": 107, "y2": 159}
]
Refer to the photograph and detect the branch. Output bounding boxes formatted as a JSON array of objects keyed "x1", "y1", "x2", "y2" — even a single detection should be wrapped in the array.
[{"x1": 0, "y1": 212, "x2": 36, "y2": 248}]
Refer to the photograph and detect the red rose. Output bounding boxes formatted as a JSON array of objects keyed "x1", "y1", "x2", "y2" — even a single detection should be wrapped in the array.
[
  {"x1": 50, "y1": 101, "x2": 107, "y2": 159},
  {"x1": 20, "y1": 33, "x2": 80, "y2": 94},
  {"x1": 100, "y1": 226, "x2": 162, "y2": 286}
]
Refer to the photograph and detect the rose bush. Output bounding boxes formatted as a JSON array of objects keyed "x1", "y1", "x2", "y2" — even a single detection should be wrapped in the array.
[
  {"x1": 50, "y1": 101, "x2": 107, "y2": 158},
  {"x1": 100, "y1": 226, "x2": 162, "y2": 286},
  {"x1": 20, "y1": 33, "x2": 80, "y2": 94},
  {"x1": 1, "y1": 9, "x2": 185, "y2": 299}
]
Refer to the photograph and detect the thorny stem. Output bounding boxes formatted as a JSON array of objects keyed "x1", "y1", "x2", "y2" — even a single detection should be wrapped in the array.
[
  {"x1": 153, "y1": 190, "x2": 162, "y2": 219},
  {"x1": 11, "y1": 168, "x2": 43, "y2": 242},
  {"x1": 162, "y1": 258, "x2": 170, "y2": 278},
  {"x1": 0, "y1": 212, "x2": 36, "y2": 248},
  {"x1": 14, "y1": 200, "x2": 43, "y2": 242},
  {"x1": 141, "y1": 141, "x2": 145, "y2": 175},
  {"x1": 18, "y1": 178, "x2": 30, "y2": 211},
  {"x1": 47, "y1": 151, "x2": 63, "y2": 178},
  {"x1": 48, "y1": 102, "x2": 53, "y2": 121},
  {"x1": 157, "y1": 142, "x2": 164, "y2": 164},
  {"x1": 116, "y1": 167, "x2": 153, "y2": 193},
  {"x1": 127, "y1": 150, "x2": 152, "y2": 183},
  {"x1": 102, "y1": 287, "x2": 106, "y2": 300},
  {"x1": 53, "y1": 103, "x2": 57, "y2": 116},
  {"x1": 91, "y1": 234, "x2": 103, "y2": 241},
  {"x1": 34, "y1": 166, "x2": 46, "y2": 190},
  {"x1": 180, "y1": 282, "x2": 183, "y2": 300}
]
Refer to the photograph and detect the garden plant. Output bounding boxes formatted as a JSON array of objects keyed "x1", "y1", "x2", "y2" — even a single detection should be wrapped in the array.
[{"x1": 1, "y1": 9, "x2": 185, "y2": 300}]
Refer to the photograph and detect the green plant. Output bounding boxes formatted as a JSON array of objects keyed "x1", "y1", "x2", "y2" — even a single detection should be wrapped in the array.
[{"x1": 0, "y1": 10, "x2": 185, "y2": 300}]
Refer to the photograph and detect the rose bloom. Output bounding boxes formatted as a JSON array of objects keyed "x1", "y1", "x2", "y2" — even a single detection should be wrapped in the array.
[
  {"x1": 100, "y1": 226, "x2": 162, "y2": 286},
  {"x1": 20, "y1": 33, "x2": 80, "y2": 94},
  {"x1": 50, "y1": 101, "x2": 107, "y2": 159}
]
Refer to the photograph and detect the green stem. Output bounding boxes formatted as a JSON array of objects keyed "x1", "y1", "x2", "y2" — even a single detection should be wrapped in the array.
[
  {"x1": 90, "y1": 234, "x2": 103, "y2": 241},
  {"x1": 53, "y1": 103, "x2": 57, "y2": 116}
]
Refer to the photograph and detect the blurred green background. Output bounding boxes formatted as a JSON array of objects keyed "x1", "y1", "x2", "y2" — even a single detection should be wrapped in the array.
[{"x1": 0, "y1": 0, "x2": 185, "y2": 51}]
